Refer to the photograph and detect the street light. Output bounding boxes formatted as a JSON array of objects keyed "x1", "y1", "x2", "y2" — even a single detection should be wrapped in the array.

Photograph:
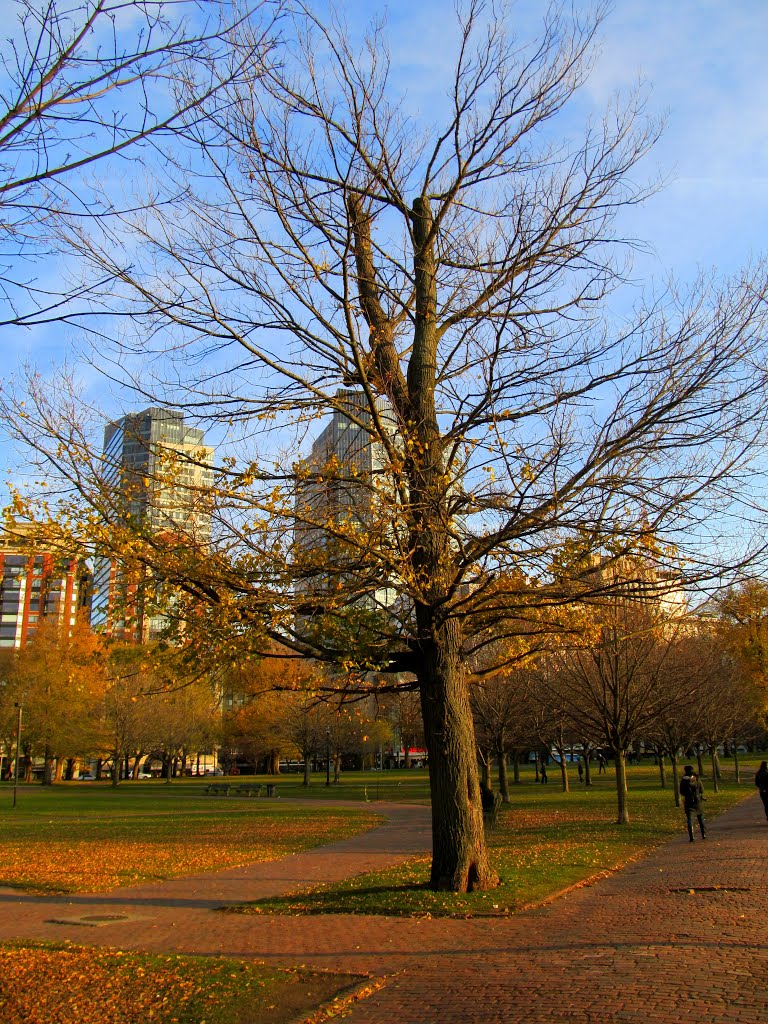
[
  {"x1": 13, "y1": 703, "x2": 22, "y2": 809},
  {"x1": 325, "y1": 726, "x2": 331, "y2": 787}
]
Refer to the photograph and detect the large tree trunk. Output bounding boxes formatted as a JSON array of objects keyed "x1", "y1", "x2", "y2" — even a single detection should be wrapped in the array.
[
  {"x1": 419, "y1": 623, "x2": 498, "y2": 892},
  {"x1": 615, "y1": 750, "x2": 630, "y2": 824}
]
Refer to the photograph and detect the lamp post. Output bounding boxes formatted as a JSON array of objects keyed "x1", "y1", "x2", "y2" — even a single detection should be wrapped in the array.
[
  {"x1": 325, "y1": 727, "x2": 331, "y2": 787},
  {"x1": 13, "y1": 703, "x2": 22, "y2": 809}
]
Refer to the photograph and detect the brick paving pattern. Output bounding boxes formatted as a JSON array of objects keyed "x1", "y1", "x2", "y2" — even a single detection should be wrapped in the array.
[{"x1": 0, "y1": 795, "x2": 765, "y2": 1022}]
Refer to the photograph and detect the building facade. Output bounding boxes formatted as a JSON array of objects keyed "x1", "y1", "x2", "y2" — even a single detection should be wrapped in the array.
[
  {"x1": 294, "y1": 390, "x2": 397, "y2": 610},
  {"x1": 0, "y1": 530, "x2": 91, "y2": 649},
  {"x1": 92, "y1": 407, "x2": 214, "y2": 640}
]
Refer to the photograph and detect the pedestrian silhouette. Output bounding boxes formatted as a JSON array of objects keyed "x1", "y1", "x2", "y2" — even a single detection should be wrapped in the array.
[
  {"x1": 755, "y1": 760, "x2": 768, "y2": 822},
  {"x1": 680, "y1": 765, "x2": 707, "y2": 841}
]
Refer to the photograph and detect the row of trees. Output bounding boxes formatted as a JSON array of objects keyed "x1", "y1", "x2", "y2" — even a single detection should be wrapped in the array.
[
  {"x1": 3, "y1": 0, "x2": 768, "y2": 890},
  {"x1": 2, "y1": 577, "x2": 765, "y2": 810},
  {"x1": 0, "y1": 620, "x2": 413, "y2": 784},
  {"x1": 474, "y1": 618, "x2": 766, "y2": 822},
  {"x1": 0, "y1": 621, "x2": 219, "y2": 784},
  {"x1": 476, "y1": 577, "x2": 768, "y2": 819}
]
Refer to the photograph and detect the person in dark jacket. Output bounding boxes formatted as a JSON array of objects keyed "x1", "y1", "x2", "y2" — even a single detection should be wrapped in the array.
[
  {"x1": 680, "y1": 765, "x2": 707, "y2": 842},
  {"x1": 755, "y1": 761, "x2": 768, "y2": 822}
]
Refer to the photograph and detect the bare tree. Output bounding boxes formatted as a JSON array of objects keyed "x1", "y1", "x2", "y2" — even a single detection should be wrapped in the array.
[
  {"x1": 8, "y1": 1, "x2": 768, "y2": 892},
  {"x1": 473, "y1": 666, "x2": 538, "y2": 801},
  {"x1": 383, "y1": 690, "x2": 424, "y2": 770},
  {"x1": 0, "y1": 0, "x2": 266, "y2": 325},
  {"x1": 548, "y1": 590, "x2": 682, "y2": 822}
]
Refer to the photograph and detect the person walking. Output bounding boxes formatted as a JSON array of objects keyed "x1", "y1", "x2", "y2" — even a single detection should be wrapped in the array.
[
  {"x1": 755, "y1": 760, "x2": 768, "y2": 822},
  {"x1": 680, "y1": 765, "x2": 707, "y2": 842},
  {"x1": 540, "y1": 759, "x2": 548, "y2": 784}
]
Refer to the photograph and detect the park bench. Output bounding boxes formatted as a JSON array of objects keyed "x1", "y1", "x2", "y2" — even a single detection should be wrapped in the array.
[
  {"x1": 265, "y1": 783, "x2": 278, "y2": 798},
  {"x1": 234, "y1": 783, "x2": 262, "y2": 797},
  {"x1": 203, "y1": 783, "x2": 231, "y2": 796}
]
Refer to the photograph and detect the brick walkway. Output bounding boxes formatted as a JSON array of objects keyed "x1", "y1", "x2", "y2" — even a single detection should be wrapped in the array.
[{"x1": 0, "y1": 796, "x2": 766, "y2": 1022}]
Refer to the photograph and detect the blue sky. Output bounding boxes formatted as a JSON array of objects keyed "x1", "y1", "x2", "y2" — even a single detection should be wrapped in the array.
[{"x1": 2, "y1": 0, "x2": 768, "y2": 494}]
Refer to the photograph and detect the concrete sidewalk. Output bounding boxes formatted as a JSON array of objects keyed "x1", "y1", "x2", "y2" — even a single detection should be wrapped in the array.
[{"x1": 0, "y1": 795, "x2": 765, "y2": 1022}]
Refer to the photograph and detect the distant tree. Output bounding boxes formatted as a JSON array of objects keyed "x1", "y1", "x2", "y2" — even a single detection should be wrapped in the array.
[
  {"x1": 146, "y1": 678, "x2": 218, "y2": 782},
  {"x1": 548, "y1": 591, "x2": 680, "y2": 823},
  {"x1": 102, "y1": 645, "x2": 152, "y2": 784},
  {"x1": 717, "y1": 581, "x2": 768, "y2": 700},
  {"x1": 3, "y1": 618, "x2": 105, "y2": 782},
  {"x1": 384, "y1": 691, "x2": 425, "y2": 770},
  {"x1": 693, "y1": 638, "x2": 763, "y2": 793},
  {"x1": 279, "y1": 691, "x2": 327, "y2": 786},
  {"x1": 472, "y1": 667, "x2": 538, "y2": 802},
  {"x1": 0, "y1": 652, "x2": 20, "y2": 778},
  {"x1": 648, "y1": 630, "x2": 715, "y2": 804}
]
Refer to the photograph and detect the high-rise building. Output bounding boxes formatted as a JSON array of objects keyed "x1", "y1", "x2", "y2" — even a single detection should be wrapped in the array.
[
  {"x1": 0, "y1": 527, "x2": 91, "y2": 648},
  {"x1": 102, "y1": 406, "x2": 214, "y2": 541},
  {"x1": 92, "y1": 407, "x2": 214, "y2": 640},
  {"x1": 295, "y1": 390, "x2": 396, "y2": 609}
]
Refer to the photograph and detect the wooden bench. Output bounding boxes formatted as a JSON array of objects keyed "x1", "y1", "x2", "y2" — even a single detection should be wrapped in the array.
[
  {"x1": 234, "y1": 783, "x2": 262, "y2": 797},
  {"x1": 203, "y1": 783, "x2": 231, "y2": 796}
]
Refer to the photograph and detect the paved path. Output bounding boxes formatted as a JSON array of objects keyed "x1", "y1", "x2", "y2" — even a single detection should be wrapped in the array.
[{"x1": 0, "y1": 796, "x2": 766, "y2": 1022}]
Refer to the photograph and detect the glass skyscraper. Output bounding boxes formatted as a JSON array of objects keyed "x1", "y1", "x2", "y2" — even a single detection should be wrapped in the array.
[{"x1": 91, "y1": 407, "x2": 213, "y2": 639}]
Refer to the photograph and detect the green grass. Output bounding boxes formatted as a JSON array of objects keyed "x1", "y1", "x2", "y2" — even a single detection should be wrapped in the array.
[
  {"x1": 0, "y1": 942, "x2": 366, "y2": 1024},
  {"x1": 0, "y1": 783, "x2": 380, "y2": 893},
  {"x1": 1, "y1": 767, "x2": 431, "y2": 803},
  {"x1": 226, "y1": 756, "x2": 763, "y2": 918}
]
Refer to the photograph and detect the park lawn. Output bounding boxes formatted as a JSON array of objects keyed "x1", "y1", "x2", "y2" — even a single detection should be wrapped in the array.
[
  {"x1": 0, "y1": 942, "x2": 367, "y2": 1024},
  {"x1": 219, "y1": 769, "x2": 432, "y2": 803},
  {"x1": 227, "y1": 762, "x2": 759, "y2": 918},
  {"x1": 0, "y1": 785, "x2": 380, "y2": 894}
]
